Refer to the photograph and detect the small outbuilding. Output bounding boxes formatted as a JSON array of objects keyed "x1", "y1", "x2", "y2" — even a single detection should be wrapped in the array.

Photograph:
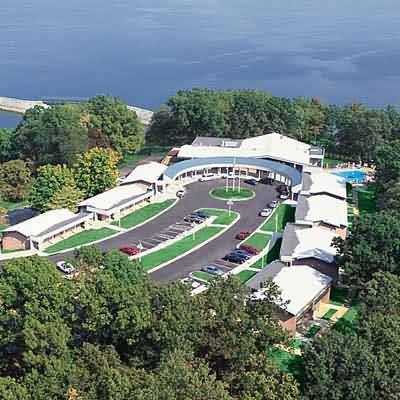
[
  {"x1": 1, "y1": 209, "x2": 93, "y2": 251},
  {"x1": 78, "y1": 183, "x2": 152, "y2": 221},
  {"x1": 122, "y1": 162, "x2": 167, "y2": 192},
  {"x1": 247, "y1": 262, "x2": 332, "y2": 333}
]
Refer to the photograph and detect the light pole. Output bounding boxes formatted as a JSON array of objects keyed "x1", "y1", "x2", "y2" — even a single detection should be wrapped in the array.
[
  {"x1": 137, "y1": 241, "x2": 144, "y2": 262},
  {"x1": 227, "y1": 199, "x2": 234, "y2": 216}
]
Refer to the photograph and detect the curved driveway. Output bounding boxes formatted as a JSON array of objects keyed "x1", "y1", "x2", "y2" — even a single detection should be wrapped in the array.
[{"x1": 50, "y1": 180, "x2": 278, "y2": 281}]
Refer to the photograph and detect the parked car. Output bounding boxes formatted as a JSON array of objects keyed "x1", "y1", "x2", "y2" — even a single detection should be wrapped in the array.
[
  {"x1": 119, "y1": 246, "x2": 140, "y2": 256},
  {"x1": 228, "y1": 250, "x2": 251, "y2": 260},
  {"x1": 199, "y1": 173, "x2": 218, "y2": 181},
  {"x1": 277, "y1": 184, "x2": 289, "y2": 194},
  {"x1": 259, "y1": 208, "x2": 272, "y2": 217},
  {"x1": 279, "y1": 193, "x2": 289, "y2": 200},
  {"x1": 180, "y1": 277, "x2": 202, "y2": 289},
  {"x1": 184, "y1": 215, "x2": 205, "y2": 224},
  {"x1": 260, "y1": 177, "x2": 272, "y2": 184},
  {"x1": 176, "y1": 189, "x2": 185, "y2": 198},
  {"x1": 235, "y1": 231, "x2": 251, "y2": 240},
  {"x1": 223, "y1": 254, "x2": 246, "y2": 264},
  {"x1": 189, "y1": 212, "x2": 207, "y2": 220},
  {"x1": 244, "y1": 178, "x2": 258, "y2": 186},
  {"x1": 268, "y1": 200, "x2": 278, "y2": 208},
  {"x1": 231, "y1": 248, "x2": 252, "y2": 257},
  {"x1": 192, "y1": 210, "x2": 209, "y2": 219},
  {"x1": 201, "y1": 265, "x2": 224, "y2": 276},
  {"x1": 56, "y1": 261, "x2": 76, "y2": 275},
  {"x1": 239, "y1": 244, "x2": 259, "y2": 255}
]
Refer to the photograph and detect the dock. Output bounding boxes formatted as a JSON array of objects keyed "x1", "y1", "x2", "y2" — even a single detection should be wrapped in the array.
[{"x1": 0, "y1": 96, "x2": 154, "y2": 126}]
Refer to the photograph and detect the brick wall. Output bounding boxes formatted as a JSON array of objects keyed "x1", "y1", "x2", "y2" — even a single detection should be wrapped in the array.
[{"x1": 2, "y1": 231, "x2": 29, "y2": 251}]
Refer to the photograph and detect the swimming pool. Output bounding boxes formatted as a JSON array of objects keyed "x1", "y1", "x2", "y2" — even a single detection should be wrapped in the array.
[{"x1": 332, "y1": 170, "x2": 366, "y2": 184}]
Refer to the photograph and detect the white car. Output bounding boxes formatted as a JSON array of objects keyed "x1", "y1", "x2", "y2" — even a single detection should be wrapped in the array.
[
  {"x1": 56, "y1": 261, "x2": 76, "y2": 275},
  {"x1": 199, "y1": 173, "x2": 217, "y2": 181},
  {"x1": 259, "y1": 208, "x2": 272, "y2": 217},
  {"x1": 279, "y1": 193, "x2": 289, "y2": 200},
  {"x1": 176, "y1": 189, "x2": 185, "y2": 198},
  {"x1": 268, "y1": 200, "x2": 278, "y2": 208}
]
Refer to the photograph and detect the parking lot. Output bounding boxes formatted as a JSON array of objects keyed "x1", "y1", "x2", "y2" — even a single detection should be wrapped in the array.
[{"x1": 49, "y1": 178, "x2": 280, "y2": 281}]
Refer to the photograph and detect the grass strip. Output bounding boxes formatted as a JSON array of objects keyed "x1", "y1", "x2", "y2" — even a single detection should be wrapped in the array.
[
  {"x1": 140, "y1": 226, "x2": 223, "y2": 271},
  {"x1": 260, "y1": 204, "x2": 295, "y2": 232},
  {"x1": 236, "y1": 269, "x2": 257, "y2": 283},
  {"x1": 209, "y1": 187, "x2": 254, "y2": 201},
  {"x1": 306, "y1": 325, "x2": 321, "y2": 338},
  {"x1": 243, "y1": 232, "x2": 271, "y2": 251},
  {"x1": 322, "y1": 308, "x2": 337, "y2": 320},
  {"x1": 201, "y1": 208, "x2": 238, "y2": 225},
  {"x1": 113, "y1": 199, "x2": 175, "y2": 229},
  {"x1": 356, "y1": 184, "x2": 377, "y2": 214},
  {"x1": 192, "y1": 271, "x2": 215, "y2": 282},
  {"x1": 45, "y1": 228, "x2": 115, "y2": 253}
]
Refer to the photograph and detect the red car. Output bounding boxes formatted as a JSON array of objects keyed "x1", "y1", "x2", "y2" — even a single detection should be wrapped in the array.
[
  {"x1": 235, "y1": 231, "x2": 251, "y2": 240},
  {"x1": 239, "y1": 244, "x2": 259, "y2": 255},
  {"x1": 119, "y1": 246, "x2": 140, "y2": 256}
]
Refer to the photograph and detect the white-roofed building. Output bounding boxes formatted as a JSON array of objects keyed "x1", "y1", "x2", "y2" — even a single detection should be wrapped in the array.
[
  {"x1": 295, "y1": 194, "x2": 348, "y2": 238},
  {"x1": 78, "y1": 183, "x2": 152, "y2": 221},
  {"x1": 301, "y1": 172, "x2": 346, "y2": 200},
  {"x1": 122, "y1": 161, "x2": 167, "y2": 186},
  {"x1": 1, "y1": 209, "x2": 93, "y2": 251},
  {"x1": 177, "y1": 132, "x2": 324, "y2": 168},
  {"x1": 280, "y1": 223, "x2": 338, "y2": 264},
  {"x1": 247, "y1": 262, "x2": 332, "y2": 333}
]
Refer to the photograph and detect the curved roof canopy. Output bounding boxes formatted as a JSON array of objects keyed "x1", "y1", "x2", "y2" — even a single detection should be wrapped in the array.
[{"x1": 164, "y1": 157, "x2": 302, "y2": 186}]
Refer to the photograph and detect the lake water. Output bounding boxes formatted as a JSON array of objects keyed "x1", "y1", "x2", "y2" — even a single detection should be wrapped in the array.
[{"x1": 1, "y1": 0, "x2": 400, "y2": 127}]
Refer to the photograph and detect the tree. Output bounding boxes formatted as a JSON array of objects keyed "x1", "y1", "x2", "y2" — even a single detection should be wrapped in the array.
[
  {"x1": 29, "y1": 164, "x2": 82, "y2": 212},
  {"x1": 334, "y1": 210, "x2": 400, "y2": 289},
  {"x1": 73, "y1": 147, "x2": 120, "y2": 198},
  {"x1": 84, "y1": 96, "x2": 145, "y2": 155},
  {"x1": 14, "y1": 105, "x2": 88, "y2": 166},
  {"x1": 0, "y1": 159, "x2": 32, "y2": 202},
  {"x1": 0, "y1": 128, "x2": 16, "y2": 163}
]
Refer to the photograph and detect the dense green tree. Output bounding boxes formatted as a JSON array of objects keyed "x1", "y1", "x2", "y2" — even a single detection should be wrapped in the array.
[
  {"x1": 29, "y1": 164, "x2": 81, "y2": 212},
  {"x1": 84, "y1": 96, "x2": 145, "y2": 155},
  {"x1": 14, "y1": 105, "x2": 88, "y2": 166},
  {"x1": 375, "y1": 140, "x2": 400, "y2": 189},
  {"x1": 73, "y1": 147, "x2": 120, "y2": 198},
  {"x1": 0, "y1": 159, "x2": 32, "y2": 202},
  {"x1": 334, "y1": 210, "x2": 400, "y2": 289},
  {"x1": 0, "y1": 128, "x2": 16, "y2": 163}
]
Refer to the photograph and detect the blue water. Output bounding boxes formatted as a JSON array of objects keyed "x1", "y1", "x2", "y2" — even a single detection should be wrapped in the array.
[
  {"x1": 1, "y1": 0, "x2": 400, "y2": 127},
  {"x1": 333, "y1": 170, "x2": 366, "y2": 184}
]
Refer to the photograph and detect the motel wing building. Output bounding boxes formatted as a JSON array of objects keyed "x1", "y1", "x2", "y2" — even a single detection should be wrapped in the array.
[{"x1": 177, "y1": 132, "x2": 325, "y2": 169}]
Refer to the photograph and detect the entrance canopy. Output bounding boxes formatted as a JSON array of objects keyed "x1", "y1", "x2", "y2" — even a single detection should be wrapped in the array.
[{"x1": 163, "y1": 157, "x2": 302, "y2": 186}]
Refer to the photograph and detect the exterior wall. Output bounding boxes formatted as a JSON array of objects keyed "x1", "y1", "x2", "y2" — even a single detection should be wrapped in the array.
[
  {"x1": 2, "y1": 231, "x2": 29, "y2": 251},
  {"x1": 279, "y1": 314, "x2": 297, "y2": 334},
  {"x1": 317, "y1": 222, "x2": 347, "y2": 239}
]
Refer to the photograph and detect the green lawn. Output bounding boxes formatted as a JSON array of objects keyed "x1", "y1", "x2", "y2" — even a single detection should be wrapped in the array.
[
  {"x1": 322, "y1": 308, "x2": 337, "y2": 320},
  {"x1": 243, "y1": 232, "x2": 271, "y2": 251},
  {"x1": 333, "y1": 305, "x2": 359, "y2": 335},
  {"x1": 260, "y1": 204, "x2": 295, "y2": 232},
  {"x1": 140, "y1": 226, "x2": 223, "y2": 272},
  {"x1": 324, "y1": 158, "x2": 342, "y2": 168},
  {"x1": 305, "y1": 324, "x2": 321, "y2": 338},
  {"x1": 192, "y1": 271, "x2": 215, "y2": 282},
  {"x1": 236, "y1": 269, "x2": 257, "y2": 283},
  {"x1": 201, "y1": 208, "x2": 238, "y2": 225},
  {"x1": 356, "y1": 184, "x2": 377, "y2": 214},
  {"x1": 113, "y1": 199, "x2": 175, "y2": 229},
  {"x1": 0, "y1": 199, "x2": 29, "y2": 211},
  {"x1": 209, "y1": 187, "x2": 255, "y2": 201},
  {"x1": 269, "y1": 348, "x2": 304, "y2": 379},
  {"x1": 45, "y1": 227, "x2": 115, "y2": 254},
  {"x1": 251, "y1": 237, "x2": 282, "y2": 269}
]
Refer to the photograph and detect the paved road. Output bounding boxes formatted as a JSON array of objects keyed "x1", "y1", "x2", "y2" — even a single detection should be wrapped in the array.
[{"x1": 47, "y1": 180, "x2": 278, "y2": 280}]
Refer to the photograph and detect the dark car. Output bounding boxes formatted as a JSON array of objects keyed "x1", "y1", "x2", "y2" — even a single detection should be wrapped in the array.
[
  {"x1": 235, "y1": 231, "x2": 251, "y2": 240},
  {"x1": 184, "y1": 215, "x2": 205, "y2": 224},
  {"x1": 119, "y1": 246, "x2": 140, "y2": 256},
  {"x1": 223, "y1": 254, "x2": 246, "y2": 264},
  {"x1": 228, "y1": 251, "x2": 251, "y2": 260},
  {"x1": 244, "y1": 178, "x2": 257, "y2": 186},
  {"x1": 231, "y1": 249, "x2": 252, "y2": 258},
  {"x1": 192, "y1": 210, "x2": 209, "y2": 219},
  {"x1": 239, "y1": 244, "x2": 259, "y2": 255},
  {"x1": 277, "y1": 184, "x2": 289, "y2": 194}
]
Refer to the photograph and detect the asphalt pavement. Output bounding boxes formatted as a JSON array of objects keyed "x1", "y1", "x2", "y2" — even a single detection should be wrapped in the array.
[{"x1": 46, "y1": 179, "x2": 278, "y2": 281}]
